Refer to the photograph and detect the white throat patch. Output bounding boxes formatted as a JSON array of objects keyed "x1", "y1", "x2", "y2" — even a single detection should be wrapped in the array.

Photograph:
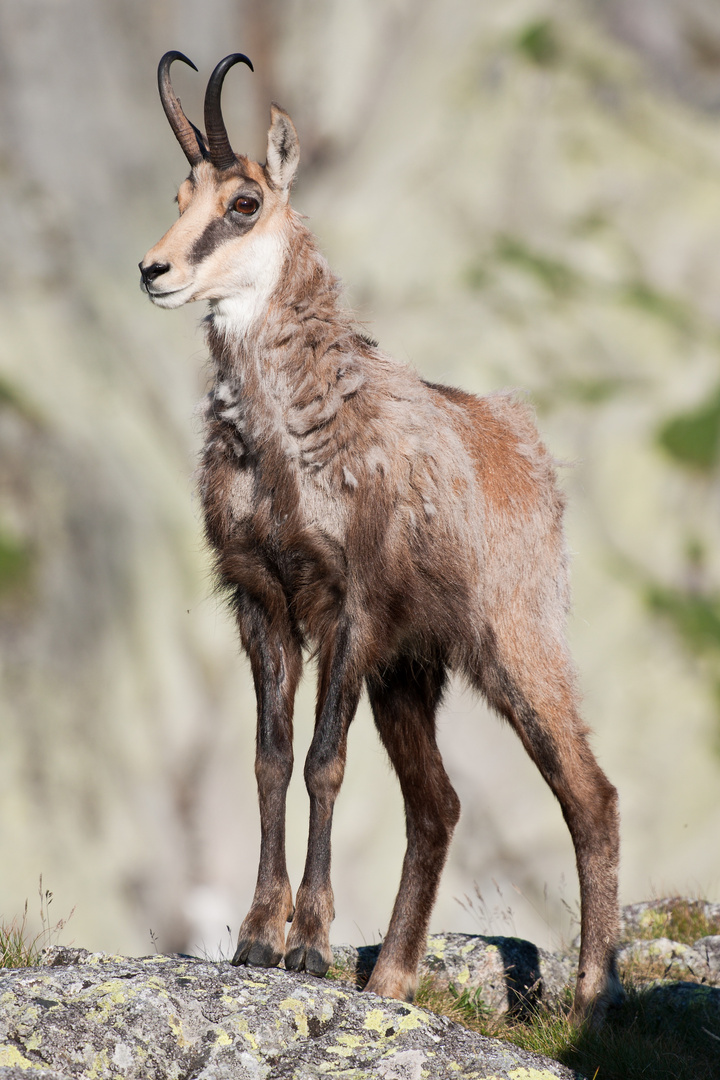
[{"x1": 210, "y1": 231, "x2": 287, "y2": 339}]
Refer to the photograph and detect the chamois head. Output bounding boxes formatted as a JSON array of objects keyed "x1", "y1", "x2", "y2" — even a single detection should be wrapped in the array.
[{"x1": 140, "y1": 52, "x2": 300, "y2": 310}]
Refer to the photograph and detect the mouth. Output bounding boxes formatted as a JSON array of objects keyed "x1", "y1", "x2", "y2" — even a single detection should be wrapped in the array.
[{"x1": 141, "y1": 282, "x2": 193, "y2": 308}]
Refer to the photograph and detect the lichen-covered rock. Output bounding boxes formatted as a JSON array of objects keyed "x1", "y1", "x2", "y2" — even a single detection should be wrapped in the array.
[
  {"x1": 616, "y1": 937, "x2": 713, "y2": 983},
  {"x1": 0, "y1": 1071, "x2": 72, "y2": 1080},
  {"x1": 334, "y1": 936, "x2": 574, "y2": 1018},
  {"x1": 0, "y1": 951, "x2": 579, "y2": 1079},
  {"x1": 423, "y1": 934, "x2": 575, "y2": 1015},
  {"x1": 620, "y1": 900, "x2": 720, "y2": 941},
  {"x1": 694, "y1": 936, "x2": 720, "y2": 977}
]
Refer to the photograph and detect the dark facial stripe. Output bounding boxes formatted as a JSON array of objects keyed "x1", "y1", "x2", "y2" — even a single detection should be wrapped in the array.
[{"x1": 189, "y1": 213, "x2": 258, "y2": 265}]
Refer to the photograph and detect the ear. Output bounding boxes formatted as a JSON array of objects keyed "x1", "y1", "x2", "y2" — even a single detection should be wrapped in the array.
[{"x1": 265, "y1": 104, "x2": 300, "y2": 195}]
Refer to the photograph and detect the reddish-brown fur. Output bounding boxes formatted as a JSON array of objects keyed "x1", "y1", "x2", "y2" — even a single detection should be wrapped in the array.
[{"x1": 140, "y1": 54, "x2": 622, "y2": 1023}]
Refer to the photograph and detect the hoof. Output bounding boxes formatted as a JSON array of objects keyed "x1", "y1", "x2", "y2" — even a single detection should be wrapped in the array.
[
  {"x1": 284, "y1": 945, "x2": 331, "y2": 977},
  {"x1": 232, "y1": 938, "x2": 283, "y2": 969},
  {"x1": 364, "y1": 968, "x2": 416, "y2": 1002}
]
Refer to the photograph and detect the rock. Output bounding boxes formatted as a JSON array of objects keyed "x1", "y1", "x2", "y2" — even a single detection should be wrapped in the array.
[
  {"x1": 334, "y1": 935, "x2": 575, "y2": 1017},
  {"x1": 694, "y1": 936, "x2": 720, "y2": 977},
  {"x1": 620, "y1": 899, "x2": 720, "y2": 941},
  {"x1": 423, "y1": 934, "x2": 575, "y2": 1015},
  {"x1": 639, "y1": 981, "x2": 720, "y2": 1018},
  {"x1": 0, "y1": 951, "x2": 579, "y2": 1079},
  {"x1": 0, "y1": 1071, "x2": 72, "y2": 1080},
  {"x1": 616, "y1": 937, "x2": 713, "y2": 983}
]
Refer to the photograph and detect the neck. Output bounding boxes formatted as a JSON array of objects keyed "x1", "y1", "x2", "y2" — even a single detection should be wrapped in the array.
[
  {"x1": 207, "y1": 215, "x2": 344, "y2": 367},
  {"x1": 203, "y1": 218, "x2": 358, "y2": 467}
]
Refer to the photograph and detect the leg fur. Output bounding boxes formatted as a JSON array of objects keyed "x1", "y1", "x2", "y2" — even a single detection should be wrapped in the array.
[
  {"x1": 365, "y1": 656, "x2": 460, "y2": 1001},
  {"x1": 478, "y1": 636, "x2": 622, "y2": 1023},
  {"x1": 285, "y1": 622, "x2": 362, "y2": 976},
  {"x1": 232, "y1": 597, "x2": 302, "y2": 969}
]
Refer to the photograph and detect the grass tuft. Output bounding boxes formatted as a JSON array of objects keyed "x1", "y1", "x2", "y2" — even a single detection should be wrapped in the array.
[
  {"x1": 629, "y1": 898, "x2": 720, "y2": 945},
  {"x1": 0, "y1": 879, "x2": 73, "y2": 969},
  {"x1": 414, "y1": 976, "x2": 720, "y2": 1080}
]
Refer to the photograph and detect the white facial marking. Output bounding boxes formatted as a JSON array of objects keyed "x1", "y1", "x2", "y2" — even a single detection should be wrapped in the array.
[{"x1": 210, "y1": 231, "x2": 286, "y2": 338}]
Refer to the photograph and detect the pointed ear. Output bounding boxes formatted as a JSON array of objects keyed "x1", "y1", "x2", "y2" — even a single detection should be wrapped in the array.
[{"x1": 265, "y1": 104, "x2": 300, "y2": 195}]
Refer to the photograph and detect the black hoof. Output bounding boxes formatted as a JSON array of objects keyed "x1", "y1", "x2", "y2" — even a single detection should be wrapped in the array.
[
  {"x1": 284, "y1": 945, "x2": 330, "y2": 977},
  {"x1": 232, "y1": 940, "x2": 282, "y2": 968},
  {"x1": 305, "y1": 948, "x2": 330, "y2": 977},
  {"x1": 284, "y1": 945, "x2": 306, "y2": 972}
]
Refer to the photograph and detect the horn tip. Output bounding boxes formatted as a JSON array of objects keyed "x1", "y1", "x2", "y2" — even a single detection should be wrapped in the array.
[{"x1": 159, "y1": 50, "x2": 199, "y2": 73}]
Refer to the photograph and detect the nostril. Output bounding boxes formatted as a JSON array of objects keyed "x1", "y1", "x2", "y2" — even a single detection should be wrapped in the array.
[{"x1": 139, "y1": 261, "x2": 171, "y2": 285}]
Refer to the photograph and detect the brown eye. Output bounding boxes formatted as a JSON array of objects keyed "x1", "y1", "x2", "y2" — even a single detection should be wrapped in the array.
[{"x1": 233, "y1": 196, "x2": 259, "y2": 216}]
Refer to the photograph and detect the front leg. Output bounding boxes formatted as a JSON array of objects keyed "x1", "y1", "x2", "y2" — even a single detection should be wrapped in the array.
[
  {"x1": 285, "y1": 623, "x2": 362, "y2": 976},
  {"x1": 231, "y1": 596, "x2": 302, "y2": 969}
]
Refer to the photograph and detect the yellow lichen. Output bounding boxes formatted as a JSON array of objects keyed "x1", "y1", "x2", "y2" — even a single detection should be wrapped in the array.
[
  {"x1": 87, "y1": 1048, "x2": 110, "y2": 1079},
  {"x1": 214, "y1": 1027, "x2": 232, "y2": 1047},
  {"x1": 336, "y1": 1033, "x2": 363, "y2": 1048},
  {"x1": 0, "y1": 1044, "x2": 34, "y2": 1069},
  {"x1": 396, "y1": 1006, "x2": 424, "y2": 1033},
  {"x1": 363, "y1": 1004, "x2": 425, "y2": 1039},
  {"x1": 14, "y1": 1004, "x2": 39, "y2": 1036},
  {"x1": 364, "y1": 1008, "x2": 389, "y2": 1035},
  {"x1": 168, "y1": 1011, "x2": 192, "y2": 1047},
  {"x1": 231, "y1": 1015, "x2": 258, "y2": 1051},
  {"x1": 509, "y1": 1069, "x2": 567, "y2": 1079},
  {"x1": 25, "y1": 1030, "x2": 42, "y2": 1051},
  {"x1": 325, "y1": 1041, "x2": 360, "y2": 1058},
  {"x1": 279, "y1": 997, "x2": 309, "y2": 1037},
  {"x1": 429, "y1": 937, "x2": 447, "y2": 958},
  {"x1": 86, "y1": 981, "x2": 130, "y2": 1023}
]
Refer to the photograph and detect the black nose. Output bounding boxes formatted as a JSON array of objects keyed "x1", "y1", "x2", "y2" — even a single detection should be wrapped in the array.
[{"x1": 139, "y1": 261, "x2": 171, "y2": 286}]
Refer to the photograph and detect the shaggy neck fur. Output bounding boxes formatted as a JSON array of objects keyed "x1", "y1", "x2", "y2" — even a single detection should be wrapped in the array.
[{"x1": 204, "y1": 213, "x2": 365, "y2": 471}]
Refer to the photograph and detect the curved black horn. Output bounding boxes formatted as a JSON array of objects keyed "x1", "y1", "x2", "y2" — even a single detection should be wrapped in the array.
[
  {"x1": 204, "y1": 53, "x2": 254, "y2": 170},
  {"x1": 158, "y1": 51, "x2": 207, "y2": 166}
]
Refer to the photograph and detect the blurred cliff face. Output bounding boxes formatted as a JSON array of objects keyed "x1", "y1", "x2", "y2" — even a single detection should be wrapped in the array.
[{"x1": 1, "y1": 0, "x2": 720, "y2": 956}]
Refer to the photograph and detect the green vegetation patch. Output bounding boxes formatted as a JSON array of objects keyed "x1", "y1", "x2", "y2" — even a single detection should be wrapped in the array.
[
  {"x1": 0, "y1": 532, "x2": 33, "y2": 598},
  {"x1": 657, "y1": 387, "x2": 720, "y2": 472},
  {"x1": 0, "y1": 373, "x2": 42, "y2": 426},
  {"x1": 621, "y1": 280, "x2": 694, "y2": 333},
  {"x1": 0, "y1": 881, "x2": 72, "y2": 969},
  {"x1": 492, "y1": 235, "x2": 582, "y2": 298},
  {"x1": 515, "y1": 19, "x2": 561, "y2": 67},
  {"x1": 645, "y1": 583, "x2": 720, "y2": 656},
  {"x1": 631, "y1": 898, "x2": 720, "y2": 945},
  {"x1": 415, "y1": 975, "x2": 720, "y2": 1080}
]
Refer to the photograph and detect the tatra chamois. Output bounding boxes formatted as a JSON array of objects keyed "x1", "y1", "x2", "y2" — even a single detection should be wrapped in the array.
[{"x1": 140, "y1": 51, "x2": 622, "y2": 1022}]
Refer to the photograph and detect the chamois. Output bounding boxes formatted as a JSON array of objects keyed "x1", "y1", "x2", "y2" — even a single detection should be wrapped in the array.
[{"x1": 140, "y1": 52, "x2": 622, "y2": 1022}]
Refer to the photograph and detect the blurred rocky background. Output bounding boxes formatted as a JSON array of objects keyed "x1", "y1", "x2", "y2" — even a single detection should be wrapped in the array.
[{"x1": 1, "y1": 0, "x2": 720, "y2": 958}]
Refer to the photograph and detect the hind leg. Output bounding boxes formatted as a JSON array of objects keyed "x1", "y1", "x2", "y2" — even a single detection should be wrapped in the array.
[
  {"x1": 479, "y1": 641, "x2": 622, "y2": 1024},
  {"x1": 365, "y1": 655, "x2": 460, "y2": 1001}
]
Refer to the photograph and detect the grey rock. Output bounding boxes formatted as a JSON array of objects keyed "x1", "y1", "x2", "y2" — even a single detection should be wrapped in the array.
[
  {"x1": 638, "y1": 981, "x2": 720, "y2": 1018},
  {"x1": 334, "y1": 935, "x2": 575, "y2": 1017},
  {"x1": 620, "y1": 899, "x2": 720, "y2": 940},
  {"x1": 0, "y1": 952, "x2": 580, "y2": 1080},
  {"x1": 616, "y1": 937, "x2": 714, "y2": 983},
  {"x1": 0, "y1": 1072, "x2": 73, "y2": 1080},
  {"x1": 694, "y1": 936, "x2": 720, "y2": 977}
]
